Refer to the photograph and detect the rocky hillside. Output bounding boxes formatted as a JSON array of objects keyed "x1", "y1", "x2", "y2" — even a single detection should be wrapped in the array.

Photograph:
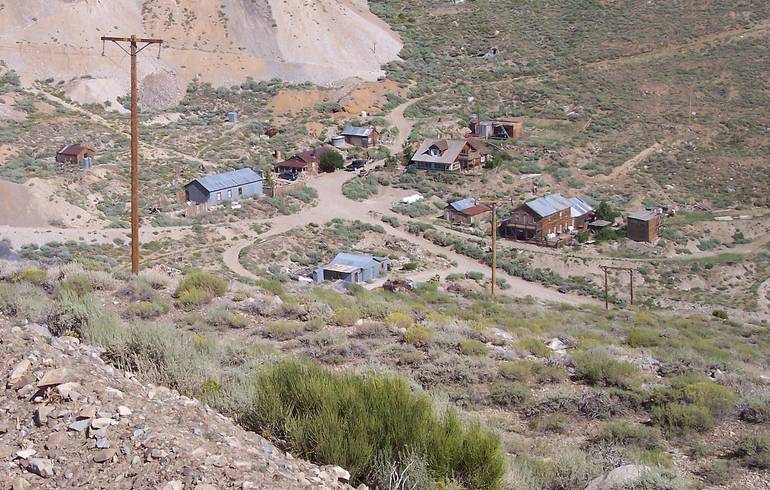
[
  {"x1": 0, "y1": 321, "x2": 353, "y2": 489},
  {"x1": 0, "y1": 0, "x2": 401, "y2": 106}
]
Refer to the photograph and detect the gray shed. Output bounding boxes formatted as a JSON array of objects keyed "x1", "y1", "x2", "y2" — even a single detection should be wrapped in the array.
[
  {"x1": 313, "y1": 252, "x2": 391, "y2": 284},
  {"x1": 185, "y1": 168, "x2": 263, "y2": 206}
]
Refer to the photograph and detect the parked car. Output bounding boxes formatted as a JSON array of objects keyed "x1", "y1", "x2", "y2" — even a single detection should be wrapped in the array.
[{"x1": 278, "y1": 172, "x2": 298, "y2": 181}]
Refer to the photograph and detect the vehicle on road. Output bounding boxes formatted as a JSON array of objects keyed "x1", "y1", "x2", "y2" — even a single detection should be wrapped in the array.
[
  {"x1": 345, "y1": 159, "x2": 366, "y2": 172},
  {"x1": 278, "y1": 172, "x2": 299, "y2": 181}
]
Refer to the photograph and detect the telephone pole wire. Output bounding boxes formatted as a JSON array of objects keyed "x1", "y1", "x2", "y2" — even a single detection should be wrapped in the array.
[{"x1": 101, "y1": 35, "x2": 163, "y2": 274}]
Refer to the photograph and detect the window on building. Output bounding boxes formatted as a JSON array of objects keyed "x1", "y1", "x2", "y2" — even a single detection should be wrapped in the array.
[
  {"x1": 217, "y1": 192, "x2": 222, "y2": 201},
  {"x1": 227, "y1": 189, "x2": 232, "y2": 199},
  {"x1": 238, "y1": 187, "x2": 243, "y2": 196}
]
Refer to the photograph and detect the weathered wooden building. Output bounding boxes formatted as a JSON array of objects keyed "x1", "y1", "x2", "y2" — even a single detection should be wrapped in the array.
[
  {"x1": 411, "y1": 138, "x2": 491, "y2": 172},
  {"x1": 341, "y1": 125, "x2": 379, "y2": 148},
  {"x1": 444, "y1": 197, "x2": 492, "y2": 225},
  {"x1": 185, "y1": 168, "x2": 263, "y2": 206},
  {"x1": 56, "y1": 144, "x2": 95, "y2": 165},
  {"x1": 627, "y1": 210, "x2": 662, "y2": 242},
  {"x1": 273, "y1": 146, "x2": 332, "y2": 176},
  {"x1": 499, "y1": 194, "x2": 573, "y2": 241}
]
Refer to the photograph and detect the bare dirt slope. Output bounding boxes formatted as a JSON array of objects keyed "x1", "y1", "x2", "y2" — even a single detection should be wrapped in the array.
[
  {"x1": 0, "y1": 321, "x2": 351, "y2": 489},
  {"x1": 0, "y1": 0, "x2": 401, "y2": 106}
]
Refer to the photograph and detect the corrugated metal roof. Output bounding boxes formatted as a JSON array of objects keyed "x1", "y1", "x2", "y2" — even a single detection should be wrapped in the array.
[
  {"x1": 449, "y1": 197, "x2": 476, "y2": 212},
  {"x1": 525, "y1": 193, "x2": 572, "y2": 218},
  {"x1": 567, "y1": 196, "x2": 594, "y2": 218},
  {"x1": 628, "y1": 210, "x2": 658, "y2": 221},
  {"x1": 341, "y1": 125, "x2": 374, "y2": 137},
  {"x1": 323, "y1": 263, "x2": 360, "y2": 274},
  {"x1": 327, "y1": 252, "x2": 388, "y2": 270},
  {"x1": 191, "y1": 168, "x2": 263, "y2": 193},
  {"x1": 57, "y1": 144, "x2": 93, "y2": 156}
]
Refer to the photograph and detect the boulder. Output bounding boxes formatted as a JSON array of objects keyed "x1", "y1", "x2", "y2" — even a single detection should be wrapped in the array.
[
  {"x1": 26, "y1": 457, "x2": 54, "y2": 478},
  {"x1": 584, "y1": 465, "x2": 650, "y2": 490}
]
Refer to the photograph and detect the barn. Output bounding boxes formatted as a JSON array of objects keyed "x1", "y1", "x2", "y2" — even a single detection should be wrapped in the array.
[
  {"x1": 444, "y1": 198, "x2": 492, "y2": 225},
  {"x1": 185, "y1": 168, "x2": 263, "y2": 206}
]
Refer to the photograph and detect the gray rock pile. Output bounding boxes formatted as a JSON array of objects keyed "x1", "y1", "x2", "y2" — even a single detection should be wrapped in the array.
[{"x1": 0, "y1": 322, "x2": 353, "y2": 489}]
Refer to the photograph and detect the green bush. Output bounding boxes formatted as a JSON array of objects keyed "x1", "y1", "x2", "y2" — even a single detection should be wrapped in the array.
[
  {"x1": 682, "y1": 382, "x2": 735, "y2": 418},
  {"x1": 404, "y1": 326, "x2": 433, "y2": 347},
  {"x1": 593, "y1": 422, "x2": 661, "y2": 450},
  {"x1": 125, "y1": 299, "x2": 170, "y2": 320},
  {"x1": 516, "y1": 338, "x2": 551, "y2": 358},
  {"x1": 176, "y1": 270, "x2": 227, "y2": 298},
  {"x1": 240, "y1": 361, "x2": 505, "y2": 488},
  {"x1": 488, "y1": 382, "x2": 528, "y2": 408},
  {"x1": 46, "y1": 290, "x2": 118, "y2": 337},
  {"x1": 459, "y1": 339, "x2": 489, "y2": 357},
  {"x1": 733, "y1": 435, "x2": 770, "y2": 469},
  {"x1": 386, "y1": 311, "x2": 415, "y2": 329},
  {"x1": 573, "y1": 350, "x2": 639, "y2": 389},
  {"x1": 0, "y1": 282, "x2": 49, "y2": 320},
  {"x1": 498, "y1": 360, "x2": 564, "y2": 384},
  {"x1": 712, "y1": 310, "x2": 728, "y2": 320},
  {"x1": 651, "y1": 403, "x2": 714, "y2": 435},
  {"x1": 266, "y1": 320, "x2": 305, "y2": 340},
  {"x1": 57, "y1": 274, "x2": 94, "y2": 297},
  {"x1": 206, "y1": 306, "x2": 248, "y2": 328},
  {"x1": 175, "y1": 287, "x2": 211, "y2": 310},
  {"x1": 626, "y1": 328, "x2": 661, "y2": 348},
  {"x1": 12, "y1": 268, "x2": 47, "y2": 286},
  {"x1": 319, "y1": 150, "x2": 344, "y2": 172}
]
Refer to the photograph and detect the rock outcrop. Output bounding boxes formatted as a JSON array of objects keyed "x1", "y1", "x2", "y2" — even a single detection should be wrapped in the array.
[{"x1": 0, "y1": 322, "x2": 353, "y2": 489}]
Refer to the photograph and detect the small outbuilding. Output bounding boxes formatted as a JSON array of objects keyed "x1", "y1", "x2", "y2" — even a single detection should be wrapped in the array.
[
  {"x1": 444, "y1": 198, "x2": 492, "y2": 225},
  {"x1": 626, "y1": 210, "x2": 662, "y2": 242},
  {"x1": 341, "y1": 125, "x2": 379, "y2": 148},
  {"x1": 185, "y1": 168, "x2": 263, "y2": 206},
  {"x1": 313, "y1": 252, "x2": 391, "y2": 284},
  {"x1": 469, "y1": 118, "x2": 524, "y2": 140},
  {"x1": 56, "y1": 144, "x2": 95, "y2": 165}
]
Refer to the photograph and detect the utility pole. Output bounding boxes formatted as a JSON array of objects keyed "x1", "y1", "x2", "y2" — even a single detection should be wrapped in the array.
[
  {"x1": 600, "y1": 265, "x2": 636, "y2": 309},
  {"x1": 480, "y1": 198, "x2": 512, "y2": 298},
  {"x1": 101, "y1": 35, "x2": 163, "y2": 274}
]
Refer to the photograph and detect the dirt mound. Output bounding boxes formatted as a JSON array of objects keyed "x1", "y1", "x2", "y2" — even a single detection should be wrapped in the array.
[
  {"x1": 0, "y1": 321, "x2": 352, "y2": 488},
  {"x1": 0, "y1": 0, "x2": 402, "y2": 107},
  {"x1": 0, "y1": 179, "x2": 97, "y2": 228}
]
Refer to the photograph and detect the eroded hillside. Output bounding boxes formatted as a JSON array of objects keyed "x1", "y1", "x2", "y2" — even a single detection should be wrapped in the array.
[{"x1": 0, "y1": 0, "x2": 401, "y2": 105}]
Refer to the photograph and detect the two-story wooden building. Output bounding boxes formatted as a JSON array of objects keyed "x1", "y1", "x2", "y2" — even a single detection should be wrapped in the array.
[
  {"x1": 499, "y1": 194, "x2": 573, "y2": 241},
  {"x1": 411, "y1": 138, "x2": 491, "y2": 172},
  {"x1": 273, "y1": 146, "x2": 333, "y2": 176}
]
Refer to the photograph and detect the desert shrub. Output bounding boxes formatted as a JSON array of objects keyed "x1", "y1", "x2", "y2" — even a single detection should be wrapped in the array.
[
  {"x1": 516, "y1": 338, "x2": 550, "y2": 358},
  {"x1": 459, "y1": 338, "x2": 489, "y2": 356},
  {"x1": 488, "y1": 382, "x2": 528, "y2": 408},
  {"x1": 46, "y1": 289, "x2": 119, "y2": 337},
  {"x1": 593, "y1": 422, "x2": 662, "y2": 450},
  {"x1": 381, "y1": 215, "x2": 400, "y2": 227},
  {"x1": 206, "y1": 306, "x2": 249, "y2": 328},
  {"x1": 386, "y1": 311, "x2": 415, "y2": 329},
  {"x1": 697, "y1": 459, "x2": 737, "y2": 486},
  {"x1": 682, "y1": 382, "x2": 735, "y2": 418},
  {"x1": 12, "y1": 268, "x2": 47, "y2": 286},
  {"x1": 499, "y1": 360, "x2": 565, "y2": 384},
  {"x1": 0, "y1": 282, "x2": 49, "y2": 320},
  {"x1": 738, "y1": 395, "x2": 770, "y2": 423},
  {"x1": 138, "y1": 269, "x2": 171, "y2": 289},
  {"x1": 319, "y1": 150, "x2": 344, "y2": 172},
  {"x1": 626, "y1": 328, "x2": 661, "y2": 348},
  {"x1": 711, "y1": 310, "x2": 728, "y2": 320},
  {"x1": 532, "y1": 449, "x2": 601, "y2": 490},
  {"x1": 465, "y1": 271, "x2": 484, "y2": 281},
  {"x1": 125, "y1": 299, "x2": 170, "y2": 320},
  {"x1": 176, "y1": 270, "x2": 227, "y2": 298},
  {"x1": 57, "y1": 274, "x2": 94, "y2": 297},
  {"x1": 404, "y1": 326, "x2": 433, "y2": 347},
  {"x1": 573, "y1": 350, "x2": 639, "y2": 389},
  {"x1": 331, "y1": 306, "x2": 361, "y2": 326},
  {"x1": 266, "y1": 320, "x2": 305, "y2": 340},
  {"x1": 240, "y1": 360, "x2": 505, "y2": 488},
  {"x1": 175, "y1": 288, "x2": 211, "y2": 310},
  {"x1": 119, "y1": 278, "x2": 157, "y2": 302},
  {"x1": 527, "y1": 414, "x2": 566, "y2": 434},
  {"x1": 651, "y1": 403, "x2": 714, "y2": 435},
  {"x1": 370, "y1": 450, "x2": 432, "y2": 490},
  {"x1": 733, "y1": 435, "x2": 770, "y2": 469}
]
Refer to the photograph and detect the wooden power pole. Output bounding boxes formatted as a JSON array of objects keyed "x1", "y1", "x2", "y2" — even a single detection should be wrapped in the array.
[
  {"x1": 480, "y1": 199, "x2": 512, "y2": 298},
  {"x1": 600, "y1": 265, "x2": 636, "y2": 310},
  {"x1": 101, "y1": 35, "x2": 163, "y2": 274}
]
